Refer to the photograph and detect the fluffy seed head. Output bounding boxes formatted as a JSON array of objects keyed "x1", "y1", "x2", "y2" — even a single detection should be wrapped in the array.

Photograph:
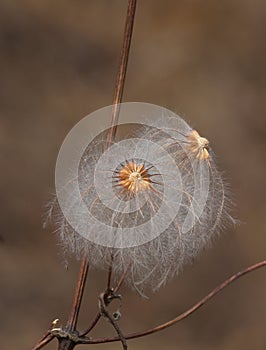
[{"x1": 51, "y1": 103, "x2": 235, "y2": 295}]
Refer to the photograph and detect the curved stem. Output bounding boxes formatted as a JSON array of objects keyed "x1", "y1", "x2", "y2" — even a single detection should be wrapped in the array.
[
  {"x1": 79, "y1": 313, "x2": 101, "y2": 338},
  {"x1": 77, "y1": 260, "x2": 266, "y2": 344},
  {"x1": 80, "y1": 264, "x2": 130, "y2": 337},
  {"x1": 99, "y1": 292, "x2": 127, "y2": 349}
]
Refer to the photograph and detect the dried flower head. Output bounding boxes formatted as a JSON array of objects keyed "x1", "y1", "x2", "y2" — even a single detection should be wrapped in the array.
[
  {"x1": 114, "y1": 160, "x2": 152, "y2": 194},
  {"x1": 50, "y1": 103, "x2": 235, "y2": 295}
]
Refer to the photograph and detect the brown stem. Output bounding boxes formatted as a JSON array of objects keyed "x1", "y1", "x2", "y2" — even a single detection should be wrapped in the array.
[
  {"x1": 99, "y1": 292, "x2": 127, "y2": 349},
  {"x1": 106, "y1": 255, "x2": 114, "y2": 290},
  {"x1": 32, "y1": 333, "x2": 55, "y2": 350},
  {"x1": 103, "y1": 0, "x2": 137, "y2": 336},
  {"x1": 66, "y1": 0, "x2": 137, "y2": 337},
  {"x1": 55, "y1": 258, "x2": 89, "y2": 350},
  {"x1": 80, "y1": 264, "x2": 130, "y2": 337},
  {"x1": 33, "y1": 2, "x2": 137, "y2": 349},
  {"x1": 106, "y1": 0, "x2": 137, "y2": 147},
  {"x1": 114, "y1": 263, "x2": 131, "y2": 293},
  {"x1": 79, "y1": 313, "x2": 101, "y2": 338},
  {"x1": 77, "y1": 260, "x2": 266, "y2": 345},
  {"x1": 66, "y1": 257, "x2": 89, "y2": 332}
]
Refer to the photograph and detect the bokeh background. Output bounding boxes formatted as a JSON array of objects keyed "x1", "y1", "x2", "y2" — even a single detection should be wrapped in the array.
[{"x1": 1, "y1": 1, "x2": 266, "y2": 349}]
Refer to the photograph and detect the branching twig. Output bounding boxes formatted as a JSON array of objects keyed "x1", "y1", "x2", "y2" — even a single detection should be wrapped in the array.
[
  {"x1": 32, "y1": 332, "x2": 54, "y2": 350},
  {"x1": 80, "y1": 264, "x2": 131, "y2": 337},
  {"x1": 77, "y1": 260, "x2": 266, "y2": 345},
  {"x1": 32, "y1": 319, "x2": 60, "y2": 350},
  {"x1": 99, "y1": 291, "x2": 127, "y2": 350}
]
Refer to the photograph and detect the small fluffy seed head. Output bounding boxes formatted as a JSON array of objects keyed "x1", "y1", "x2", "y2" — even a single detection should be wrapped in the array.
[{"x1": 187, "y1": 129, "x2": 210, "y2": 161}]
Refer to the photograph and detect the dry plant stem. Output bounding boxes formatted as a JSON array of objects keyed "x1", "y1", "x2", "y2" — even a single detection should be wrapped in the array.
[
  {"x1": 80, "y1": 264, "x2": 130, "y2": 337},
  {"x1": 79, "y1": 313, "x2": 101, "y2": 338},
  {"x1": 99, "y1": 293, "x2": 127, "y2": 350},
  {"x1": 66, "y1": 258, "x2": 89, "y2": 332},
  {"x1": 33, "y1": 1, "x2": 136, "y2": 349},
  {"x1": 106, "y1": 254, "x2": 114, "y2": 290},
  {"x1": 77, "y1": 260, "x2": 266, "y2": 345},
  {"x1": 104, "y1": 0, "x2": 137, "y2": 330},
  {"x1": 32, "y1": 333, "x2": 54, "y2": 350},
  {"x1": 106, "y1": 0, "x2": 137, "y2": 147},
  {"x1": 57, "y1": 258, "x2": 89, "y2": 350},
  {"x1": 58, "y1": 1, "x2": 137, "y2": 348}
]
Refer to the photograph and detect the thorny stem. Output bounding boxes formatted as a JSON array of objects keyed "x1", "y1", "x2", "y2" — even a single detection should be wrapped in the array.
[{"x1": 76, "y1": 260, "x2": 266, "y2": 345}]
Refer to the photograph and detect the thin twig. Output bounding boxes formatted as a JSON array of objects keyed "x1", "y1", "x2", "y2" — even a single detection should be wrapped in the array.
[
  {"x1": 55, "y1": 258, "x2": 89, "y2": 349},
  {"x1": 106, "y1": 0, "x2": 137, "y2": 147},
  {"x1": 99, "y1": 292, "x2": 127, "y2": 349},
  {"x1": 32, "y1": 319, "x2": 61, "y2": 349},
  {"x1": 80, "y1": 264, "x2": 131, "y2": 337},
  {"x1": 106, "y1": 255, "x2": 114, "y2": 290},
  {"x1": 77, "y1": 260, "x2": 266, "y2": 344},
  {"x1": 79, "y1": 313, "x2": 101, "y2": 338},
  {"x1": 32, "y1": 333, "x2": 55, "y2": 350},
  {"x1": 33, "y1": 2, "x2": 137, "y2": 349},
  {"x1": 72, "y1": 1, "x2": 137, "y2": 339},
  {"x1": 114, "y1": 263, "x2": 132, "y2": 293},
  {"x1": 66, "y1": 258, "x2": 89, "y2": 332},
  {"x1": 104, "y1": 0, "x2": 137, "y2": 290},
  {"x1": 104, "y1": 0, "x2": 137, "y2": 332},
  {"x1": 66, "y1": 0, "x2": 136, "y2": 338}
]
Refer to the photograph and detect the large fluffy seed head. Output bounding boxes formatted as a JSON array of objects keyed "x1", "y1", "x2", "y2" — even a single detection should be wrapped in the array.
[{"x1": 51, "y1": 103, "x2": 235, "y2": 295}]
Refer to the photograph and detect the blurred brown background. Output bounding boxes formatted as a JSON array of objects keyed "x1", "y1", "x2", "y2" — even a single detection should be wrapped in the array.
[{"x1": 1, "y1": 1, "x2": 266, "y2": 349}]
